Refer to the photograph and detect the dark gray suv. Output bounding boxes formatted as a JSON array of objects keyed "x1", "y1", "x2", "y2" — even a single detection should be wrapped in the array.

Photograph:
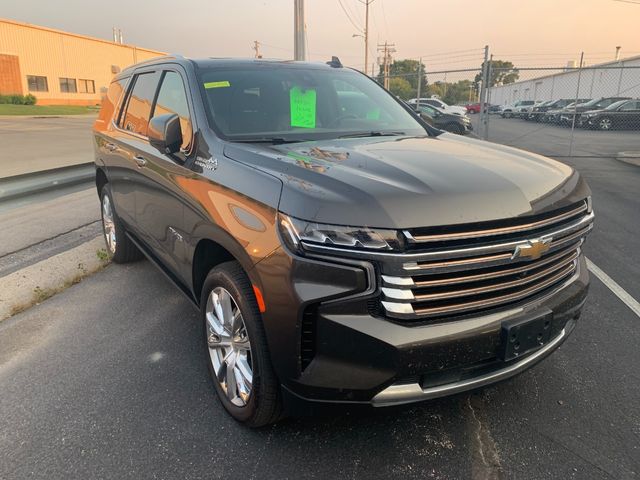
[{"x1": 94, "y1": 56, "x2": 593, "y2": 426}]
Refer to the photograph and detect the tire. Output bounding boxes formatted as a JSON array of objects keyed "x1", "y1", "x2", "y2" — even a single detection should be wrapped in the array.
[
  {"x1": 446, "y1": 123, "x2": 466, "y2": 135},
  {"x1": 201, "y1": 261, "x2": 282, "y2": 427},
  {"x1": 598, "y1": 116, "x2": 613, "y2": 131},
  {"x1": 100, "y1": 184, "x2": 143, "y2": 263},
  {"x1": 503, "y1": 111, "x2": 512, "y2": 119}
]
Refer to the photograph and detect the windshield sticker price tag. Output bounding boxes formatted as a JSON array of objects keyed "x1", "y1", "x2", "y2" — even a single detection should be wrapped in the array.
[
  {"x1": 366, "y1": 108, "x2": 381, "y2": 120},
  {"x1": 290, "y1": 86, "x2": 316, "y2": 128},
  {"x1": 204, "y1": 81, "x2": 231, "y2": 89}
]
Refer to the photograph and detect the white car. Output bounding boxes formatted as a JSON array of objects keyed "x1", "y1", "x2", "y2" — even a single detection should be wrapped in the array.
[
  {"x1": 500, "y1": 100, "x2": 538, "y2": 118},
  {"x1": 408, "y1": 97, "x2": 468, "y2": 116}
]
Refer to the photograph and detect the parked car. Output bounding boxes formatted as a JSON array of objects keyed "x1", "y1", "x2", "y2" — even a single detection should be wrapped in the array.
[
  {"x1": 524, "y1": 100, "x2": 553, "y2": 121},
  {"x1": 578, "y1": 99, "x2": 640, "y2": 130},
  {"x1": 414, "y1": 103, "x2": 472, "y2": 134},
  {"x1": 527, "y1": 99, "x2": 573, "y2": 121},
  {"x1": 465, "y1": 102, "x2": 492, "y2": 114},
  {"x1": 557, "y1": 97, "x2": 631, "y2": 126},
  {"x1": 94, "y1": 56, "x2": 593, "y2": 426},
  {"x1": 408, "y1": 97, "x2": 468, "y2": 116},
  {"x1": 536, "y1": 99, "x2": 590, "y2": 123},
  {"x1": 500, "y1": 100, "x2": 537, "y2": 118},
  {"x1": 516, "y1": 101, "x2": 544, "y2": 119}
]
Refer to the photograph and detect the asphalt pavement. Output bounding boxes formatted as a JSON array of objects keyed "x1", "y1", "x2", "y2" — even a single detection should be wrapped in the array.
[
  {"x1": 0, "y1": 116, "x2": 96, "y2": 178},
  {"x1": 1, "y1": 117, "x2": 639, "y2": 479}
]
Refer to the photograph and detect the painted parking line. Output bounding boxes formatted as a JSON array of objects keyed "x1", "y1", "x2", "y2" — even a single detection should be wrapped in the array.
[{"x1": 587, "y1": 258, "x2": 640, "y2": 318}]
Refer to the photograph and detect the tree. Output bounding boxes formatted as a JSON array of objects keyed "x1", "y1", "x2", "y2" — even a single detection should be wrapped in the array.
[
  {"x1": 388, "y1": 77, "x2": 414, "y2": 100},
  {"x1": 474, "y1": 60, "x2": 519, "y2": 89},
  {"x1": 377, "y1": 59, "x2": 427, "y2": 96}
]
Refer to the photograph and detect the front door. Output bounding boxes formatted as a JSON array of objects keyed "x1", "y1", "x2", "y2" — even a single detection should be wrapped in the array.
[{"x1": 134, "y1": 69, "x2": 196, "y2": 283}]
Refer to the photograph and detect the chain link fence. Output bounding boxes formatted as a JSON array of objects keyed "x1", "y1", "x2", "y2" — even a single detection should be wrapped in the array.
[{"x1": 376, "y1": 60, "x2": 640, "y2": 158}]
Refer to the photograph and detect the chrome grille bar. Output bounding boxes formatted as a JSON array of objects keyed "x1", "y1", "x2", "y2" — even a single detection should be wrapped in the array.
[
  {"x1": 379, "y1": 202, "x2": 593, "y2": 321},
  {"x1": 404, "y1": 202, "x2": 587, "y2": 244},
  {"x1": 412, "y1": 266, "x2": 577, "y2": 317}
]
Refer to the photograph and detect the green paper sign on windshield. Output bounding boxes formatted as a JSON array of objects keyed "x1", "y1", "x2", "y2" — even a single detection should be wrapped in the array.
[{"x1": 290, "y1": 86, "x2": 316, "y2": 128}]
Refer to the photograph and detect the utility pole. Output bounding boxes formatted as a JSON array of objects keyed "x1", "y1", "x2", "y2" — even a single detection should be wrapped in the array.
[
  {"x1": 253, "y1": 41, "x2": 262, "y2": 58},
  {"x1": 478, "y1": 45, "x2": 489, "y2": 140},
  {"x1": 377, "y1": 42, "x2": 395, "y2": 89},
  {"x1": 416, "y1": 58, "x2": 422, "y2": 101},
  {"x1": 357, "y1": 0, "x2": 374, "y2": 78},
  {"x1": 294, "y1": 0, "x2": 306, "y2": 61}
]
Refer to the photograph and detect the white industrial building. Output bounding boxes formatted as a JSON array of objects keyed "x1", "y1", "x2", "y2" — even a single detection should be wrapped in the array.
[{"x1": 488, "y1": 55, "x2": 640, "y2": 105}]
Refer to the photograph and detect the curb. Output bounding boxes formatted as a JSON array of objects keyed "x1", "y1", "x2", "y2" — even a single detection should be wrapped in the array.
[
  {"x1": 0, "y1": 236, "x2": 109, "y2": 321},
  {"x1": 0, "y1": 163, "x2": 95, "y2": 202},
  {"x1": 616, "y1": 151, "x2": 640, "y2": 167}
]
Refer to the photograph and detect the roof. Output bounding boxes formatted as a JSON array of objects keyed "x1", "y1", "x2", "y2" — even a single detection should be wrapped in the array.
[
  {"x1": 0, "y1": 17, "x2": 166, "y2": 55},
  {"x1": 493, "y1": 54, "x2": 640, "y2": 88},
  {"x1": 119, "y1": 56, "x2": 351, "y2": 76}
]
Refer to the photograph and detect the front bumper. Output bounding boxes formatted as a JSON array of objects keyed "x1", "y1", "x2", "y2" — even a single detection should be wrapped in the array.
[{"x1": 252, "y1": 246, "x2": 589, "y2": 407}]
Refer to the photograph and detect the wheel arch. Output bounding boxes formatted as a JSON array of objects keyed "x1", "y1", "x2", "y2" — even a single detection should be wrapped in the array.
[
  {"x1": 190, "y1": 231, "x2": 262, "y2": 308},
  {"x1": 95, "y1": 167, "x2": 108, "y2": 195}
]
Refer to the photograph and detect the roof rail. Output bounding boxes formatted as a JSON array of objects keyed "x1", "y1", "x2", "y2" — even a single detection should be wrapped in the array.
[{"x1": 123, "y1": 54, "x2": 186, "y2": 71}]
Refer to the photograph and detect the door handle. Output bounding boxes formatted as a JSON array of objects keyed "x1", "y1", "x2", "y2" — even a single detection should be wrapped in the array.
[
  {"x1": 134, "y1": 155, "x2": 147, "y2": 167},
  {"x1": 105, "y1": 142, "x2": 117, "y2": 152}
]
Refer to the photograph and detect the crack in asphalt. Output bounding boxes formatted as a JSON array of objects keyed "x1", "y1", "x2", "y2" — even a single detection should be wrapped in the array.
[{"x1": 466, "y1": 395, "x2": 504, "y2": 480}]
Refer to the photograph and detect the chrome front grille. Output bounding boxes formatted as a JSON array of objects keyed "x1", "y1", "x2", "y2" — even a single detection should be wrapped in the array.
[{"x1": 381, "y1": 201, "x2": 593, "y2": 321}]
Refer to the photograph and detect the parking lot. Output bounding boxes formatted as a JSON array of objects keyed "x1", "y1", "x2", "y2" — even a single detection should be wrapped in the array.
[
  {"x1": 1, "y1": 118, "x2": 639, "y2": 479},
  {"x1": 472, "y1": 114, "x2": 640, "y2": 158}
]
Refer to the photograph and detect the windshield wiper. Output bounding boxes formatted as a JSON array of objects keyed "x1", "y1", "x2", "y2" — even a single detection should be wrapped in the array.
[
  {"x1": 232, "y1": 137, "x2": 308, "y2": 145},
  {"x1": 338, "y1": 131, "x2": 406, "y2": 139}
]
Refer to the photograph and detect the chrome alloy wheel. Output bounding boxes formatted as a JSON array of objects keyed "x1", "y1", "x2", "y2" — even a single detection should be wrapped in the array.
[
  {"x1": 206, "y1": 287, "x2": 253, "y2": 407},
  {"x1": 599, "y1": 118, "x2": 612, "y2": 130},
  {"x1": 101, "y1": 194, "x2": 117, "y2": 254}
]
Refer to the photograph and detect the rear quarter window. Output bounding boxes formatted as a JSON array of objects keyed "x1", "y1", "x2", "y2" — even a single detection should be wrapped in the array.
[
  {"x1": 119, "y1": 71, "x2": 161, "y2": 137},
  {"x1": 96, "y1": 77, "x2": 128, "y2": 127}
]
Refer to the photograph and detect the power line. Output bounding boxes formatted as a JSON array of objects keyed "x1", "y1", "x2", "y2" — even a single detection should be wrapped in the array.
[
  {"x1": 410, "y1": 48, "x2": 484, "y2": 59},
  {"x1": 337, "y1": 0, "x2": 363, "y2": 32},
  {"x1": 379, "y1": 0, "x2": 390, "y2": 37}
]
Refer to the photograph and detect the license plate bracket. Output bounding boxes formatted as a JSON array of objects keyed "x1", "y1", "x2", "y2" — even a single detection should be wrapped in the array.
[{"x1": 500, "y1": 312, "x2": 553, "y2": 361}]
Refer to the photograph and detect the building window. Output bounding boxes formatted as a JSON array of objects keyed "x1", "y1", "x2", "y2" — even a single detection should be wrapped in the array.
[
  {"x1": 59, "y1": 77, "x2": 77, "y2": 93},
  {"x1": 27, "y1": 75, "x2": 48, "y2": 92},
  {"x1": 78, "y1": 79, "x2": 95, "y2": 94}
]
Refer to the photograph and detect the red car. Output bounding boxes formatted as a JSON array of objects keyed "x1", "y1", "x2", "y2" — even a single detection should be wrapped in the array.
[{"x1": 465, "y1": 102, "x2": 490, "y2": 114}]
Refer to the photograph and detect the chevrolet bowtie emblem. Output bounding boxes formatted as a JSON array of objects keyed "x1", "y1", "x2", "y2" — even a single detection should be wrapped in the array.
[{"x1": 512, "y1": 238, "x2": 551, "y2": 261}]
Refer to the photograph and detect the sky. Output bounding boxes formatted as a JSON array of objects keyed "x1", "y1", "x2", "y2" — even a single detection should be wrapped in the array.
[{"x1": 2, "y1": 0, "x2": 640, "y2": 73}]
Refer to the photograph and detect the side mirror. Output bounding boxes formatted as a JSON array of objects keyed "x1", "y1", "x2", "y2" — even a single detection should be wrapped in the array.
[{"x1": 148, "y1": 113, "x2": 182, "y2": 155}]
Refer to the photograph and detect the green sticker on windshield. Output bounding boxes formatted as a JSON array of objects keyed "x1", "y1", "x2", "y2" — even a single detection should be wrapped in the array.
[
  {"x1": 290, "y1": 86, "x2": 316, "y2": 128},
  {"x1": 366, "y1": 108, "x2": 381, "y2": 120},
  {"x1": 204, "y1": 81, "x2": 230, "y2": 89}
]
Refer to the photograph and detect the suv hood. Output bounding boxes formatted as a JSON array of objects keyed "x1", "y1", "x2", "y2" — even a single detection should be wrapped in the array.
[{"x1": 223, "y1": 134, "x2": 588, "y2": 229}]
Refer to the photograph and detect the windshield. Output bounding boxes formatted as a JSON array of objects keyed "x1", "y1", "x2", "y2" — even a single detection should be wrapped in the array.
[
  {"x1": 580, "y1": 98, "x2": 603, "y2": 108},
  {"x1": 197, "y1": 65, "x2": 427, "y2": 141}
]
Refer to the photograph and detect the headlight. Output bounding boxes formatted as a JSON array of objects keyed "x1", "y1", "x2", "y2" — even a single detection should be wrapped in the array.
[{"x1": 278, "y1": 214, "x2": 404, "y2": 252}]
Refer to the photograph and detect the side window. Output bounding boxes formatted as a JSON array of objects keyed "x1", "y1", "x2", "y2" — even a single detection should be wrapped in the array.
[
  {"x1": 120, "y1": 71, "x2": 161, "y2": 136},
  {"x1": 152, "y1": 71, "x2": 193, "y2": 151},
  {"x1": 97, "y1": 77, "x2": 128, "y2": 124},
  {"x1": 620, "y1": 101, "x2": 639, "y2": 111}
]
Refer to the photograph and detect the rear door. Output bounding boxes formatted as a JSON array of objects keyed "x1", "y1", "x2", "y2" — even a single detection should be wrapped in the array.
[
  {"x1": 134, "y1": 67, "x2": 197, "y2": 283},
  {"x1": 109, "y1": 70, "x2": 162, "y2": 228}
]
